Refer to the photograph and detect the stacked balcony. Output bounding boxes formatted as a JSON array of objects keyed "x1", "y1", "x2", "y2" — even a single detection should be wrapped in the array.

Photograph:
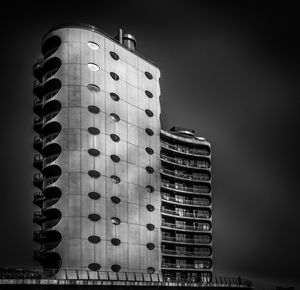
[{"x1": 160, "y1": 130, "x2": 212, "y2": 284}]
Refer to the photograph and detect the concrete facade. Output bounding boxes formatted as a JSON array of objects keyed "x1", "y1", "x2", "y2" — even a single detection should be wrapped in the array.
[{"x1": 33, "y1": 25, "x2": 161, "y2": 276}]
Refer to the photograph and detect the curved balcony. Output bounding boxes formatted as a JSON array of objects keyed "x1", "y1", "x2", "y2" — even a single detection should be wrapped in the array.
[
  {"x1": 161, "y1": 207, "x2": 211, "y2": 220},
  {"x1": 42, "y1": 186, "x2": 62, "y2": 208},
  {"x1": 33, "y1": 98, "x2": 43, "y2": 116},
  {"x1": 33, "y1": 59, "x2": 44, "y2": 81},
  {"x1": 161, "y1": 262, "x2": 212, "y2": 270},
  {"x1": 43, "y1": 111, "x2": 59, "y2": 125},
  {"x1": 33, "y1": 80, "x2": 43, "y2": 98},
  {"x1": 33, "y1": 117, "x2": 42, "y2": 134},
  {"x1": 33, "y1": 173, "x2": 43, "y2": 190},
  {"x1": 42, "y1": 57, "x2": 61, "y2": 83},
  {"x1": 33, "y1": 230, "x2": 62, "y2": 251},
  {"x1": 161, "y1": 168, "x2": 210, "y2": 182},
  {"x1": 162, "y1": 221, "x2": 211, "y2": 232},
  {"x1": 43, "y1": 89, "x2": 60, "y2": 105},
  {"x1": 161, "y1": 154, "x2": 210, "y2": 170},
  {"x1": 161, "y1": 182, "x2": 211, "y2": 195},
  {"x1": 33, "y1": 192, "x2": 45, "y2": 208},
  {"x1": 33, "y1": 251, "x2": 62, "y2": 274},
  {"x1": 33, "y1": 136, "x2": 43, "y2": 153},
  {"x1": 43, "y1": 153, "x2": 60, "y2": 168},
  {"x1": 162, "y1": 249, "x2": 211, "y2": 258},
  {"x1": 161, "y1": 140, "x2": 210, "y2": 157},
  {"x1": 44, "y1": 175, "x2": 60, "y2": 187},
  {"x1": 161, "y1": 193, "x2": 210, "y2": 207},
  {"x1": 33, "y1": 154, "x2": 43, "y2": 171},
  {"x1": 162, "y1": 235, "x2": 211, "y2": 245},
  {"x1": 42, "y1": 35, "x2": 61, "y2": 59},
  {"x1": 33, "y1": 208, "x2": 61, "y2": 229}
]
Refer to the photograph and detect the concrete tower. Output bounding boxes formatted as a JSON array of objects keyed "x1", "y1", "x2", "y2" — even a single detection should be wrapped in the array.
[{"x1": 32, "y1": 24, "x2": 161, "y2": 276}]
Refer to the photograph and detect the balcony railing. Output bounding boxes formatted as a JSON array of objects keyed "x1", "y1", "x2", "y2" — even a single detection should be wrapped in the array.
[
  {"x1": 161, "y1": 182, "x2": 210, "y2": 194},
  {"x1": 43, "y1": 133, "x2": 59, "y2": 145},
  {"x1": 161, "y1": 193, "x2": 210, "y2": 206},
  {"x1": 43, "y1": 68, "x2": 58, "y2": 82},
  {"x1": 161, "y1": 141, "x2": 210, "y2": 156},
  {"x1": 161, "y1": 154, "x2": 210, "y2": 169},
  {"x1": 161, "y1": 208, "x2": 210, "y2": 219},
  {"x1": 43, "y1": 90, "x2": 59, "y2": 103},
  {"x1": 44, "y1": 111, "x2": 59, "y2": 123},
  {"x1": 44, "y1": 46, "x2": 59, "y2": 59},
  {"x1": 161, "y1": 168, "x2": 210, "y2": 181},
  {"x1": 162, "y1": 235, "x2": 211, "y2": 244},
  {"x1": 162, "y1": 249, "x2": 211, "y2": 257},
  {"x1": 44, "y1": 154, "x2": 59, "y2": 167},
  {"x1": 162, "y1": 221, "x2": 210, "y2": 232},
  {"x1": 161, "y1": 262, "x2": 211, "y2": 270},
  {"x1": 44, "y1": 176, "x2": 60, "y2": 187}
]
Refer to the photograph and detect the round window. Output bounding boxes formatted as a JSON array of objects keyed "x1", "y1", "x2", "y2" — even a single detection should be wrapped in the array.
[
  {"x1": 88, "y1": 127, "x2": 100, "y2": 135},
  {"x1": 111, "y1": 217, "x2": 121, "y2": 225},
  {"x1": 146, "y1": 243, "x2": 155, "y2": 250},
  {"x1": 111, "y1": 238, "x2": 121, "y2": 246},
  {"x1": 110, "y1": 92, "x2": 120, "y2": 101},
  {"x1": 146, "y1": 223, "x2": 155, "y2": 231},
  {"x1": 88, "y1": 63, "x2": 100, "y2": 72},
  {"x1": 145, "y1": 71, "x2": 153, "y2": 80},
  {"x1": 145, "y1": 109, "x2": 154, "y2": 117},
  {"x1": 110, "y1": 113, "x2": 120, "y2": 122},
  {"x1": 87, "y1": 42, "x2": 100, "y2": 50},
  {"x1": 87, "y1": 84, "x2": 100, "y2": 93},
  {"x1": 88, "y1": 106, "x2": 100, "y2": 114},
  {"x1": 147, "y1": 267, "x2": 155, "y2": 274},
  {"x1": 110, "y1": 175, "x2": 120, "y2": 184},
  {"x1": 88, "y1": 214, "x2": 101, "y2": 222},
  {"x1": 111, "y1": 264, "x2": 121, "y2": 272},
  {"x1": 146, "y1": 204, "x2": 154, "y2": 212},
  {"x1": 146, "y1": 166, "x2": 154, "y2": 174},
  {"x1": 111, "y1": 155, "x2": 120, "y2": 162},
  {"x1": 88, "y1": 192, "x2": 101, "y2": 200},
  {"x1": 146, "y1": 185, "x2": 154, "y2": 193},
  {"x1": 145, "y1": 128, "x2": 153, "y2": 136},
  {"x1": 145, "y1": 147, "x2": 154, "y2": 155},
  {"x1": 145, "y1": 90, "x2": 153, "y2": 98},
  {"x1": 111, "y1": 196, "x2": 121, "y2": 204},
  {"x1": 110, "y1": 72, "x2": 119, "y2": 81},
  {"x1": 110, "y1": 134, "x2": 120, "y2": 142},
  {"x1": 110, "y1": 51, "x2": 119, "y2": 60},
  {"x1": 88, "y1": 263, "x2": 101, "y2": 271},
  {"x1": 88, "y1": 235, "x2": 101, "y2": 244},
  {"x1": 88, "y1": 149, "x2": 100, "y2": 156},
  {"x1": 88, "y1": 170, "x2": 101, "y2": 178}
]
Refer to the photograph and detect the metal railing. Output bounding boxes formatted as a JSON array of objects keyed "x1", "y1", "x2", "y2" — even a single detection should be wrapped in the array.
[
  {"x1": 162, "y1": 235, "x2": 211, "y2": 244},
  {"x1": 161, "y1": 193, "x2": 210, "y2": 206},
  {"x1": 44, "y1": 90, "x2": 59, "y2": 103},
  {"x1": 44, "y1": 176, "x2": 60, "y2": 187},
  {"x1": 161, "y1": 168, "x2": 210, "y2": 181},
  {"x1": 162, "y1": 221, "x2": 210, "y2": 232},
  {"x1": 161, "y1": 182, "x2": 210, "y2": 194},
  {"x1": 43, "y1": 133, "x2": 59, "y2": 145},
  {"x1": 162, "y1": 249, "x2": 211, "y2": 257},
  {"x1": 44, "y1": 46, "x2": 59, "y2": 59},
  {"x1": 44, "y1": 111, "x2": 59, "y2": 123},
  {"x1": 161, "y1": 262, "x2": 211, "y2": 270},
  {"x1": 161, "y1": 154, "x2": 210, "y2": 169},
  {"x1": 43, "y1": 68, "x2": 58, "y2": 82},
  {"x1": 161, "y1": 208, "x2": 210, "y2": 219},
  {"x1": 161, "y1": 141, "x2": 210, "y2": 156},
  {"x1": 44, "y1": 154, "x2": 59, "y2": 166}
]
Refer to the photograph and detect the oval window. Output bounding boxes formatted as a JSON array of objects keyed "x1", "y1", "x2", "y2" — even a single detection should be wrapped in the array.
[
  {"x1": 111, "y1": 196, "x2": 121, "y2": 204},
  {"x1": 145, "y1": 71, "x2": 153, "y2": 80},
  {"x1": 146, "y1": 243, "x2": 155, "y2": 250},
  {"x1": 110, "y1": 134, "x2": 120, "y2": 142},
  {"x1": 145, "y1": 128, "x2": 153, "y2": 136},
  {"x1": 88, "y1": 170, "x2": 101, "y2": 178},
  {"x1": 111, "y1": 155, "x2": 120, "y2": 162},
  {"x1": 111, "y1": 217, "x2": 121, "y2": 225},
  {"x1": 88, "y1": 127, "x2": 100, "y2": 135},
  {"x1": 88, "y1": 63, "x2": 100, "y2": 72},
  {"x1": 145, "y1": 147, "x2": 154, "y2": 155},
  {"x1": 146, "y1": 166, "x2": 154, "y2": 174},
  {"x1": 110, "y1": 51, "x2": 119, "y2": 60},
  {"x1": 88, "y1": 106, "x2": 100, "y2": 114},
  {"x1": 146, "y1": 223, "x2": 155, "y2": 231},
  {"x1": 111, "y1": 238, "x2": 121, "y2": 246},
  {"x1": 88, "y1": 214, "x2": 101, "y2": 222},
  {"x1": 146, "y1": 185, "x2": 154, "y2": 193},
  {"x1": 110, "y1": 72, "x2": 119, "y2": 81},
  {"x1": 145, "y1": 90, "x2": 153, "y2": 98},
  {"x1": 87, "y1": 42, "x2": 100, "y2": 50},
  {"x1": 145, "y1": 109, "x2": 154, "y2": 117},
  {"x1": 110, "y1": 92, "x2": 120, "y2": 102},
  {"x1": 147, "y1": 267, "x2": 155, "y2": 274},
  {"x1": 110, "y1": 175, "x2": 120, "y2": 184},
  {"x1": 87, "y1": 84, "x2": 100, "y2": 93},
  {"x1": 88, "y1": 192, "x2": 101, "y2": 200},
  {"x1": 88, "y1": 235, "x2": 101, "y2": 244},
  {"x1": 88, "y1": 148, "x2": 100, "y2": 156},
  {"x1": 88, "y1": 263, "x2": 101, "y2": 271},
  {"x1": 111, "y1": 264, "x2": 121, "y2": 272},
  {"x1": 110, "y1": 113, "x2": 120, "y2": 122},
  {"x1": 146, "y1": 204, "x2": 154, "y2": 212}
]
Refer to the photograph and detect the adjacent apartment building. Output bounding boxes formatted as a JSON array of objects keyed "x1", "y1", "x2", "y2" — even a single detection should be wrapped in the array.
[{"x1": 32, "y1": 24, "x2": 212, "y2": 284}]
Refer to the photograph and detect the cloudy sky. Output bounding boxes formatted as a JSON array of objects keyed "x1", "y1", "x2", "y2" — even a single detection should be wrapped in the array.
[{"x1": 0, "y1": 1, "x2": 299, "y2": 289}]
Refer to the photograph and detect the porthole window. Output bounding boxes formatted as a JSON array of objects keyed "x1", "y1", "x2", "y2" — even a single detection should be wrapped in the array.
[
  {"x1": 88, "y1": 63, "x2": 100, "y2": 72},
  {"x1": 146, "y1": 223, "x2": 155, "y2": 231},
  {"x1": 88, "y1": 235, "x2": 101, "y2": 244},
  {"x1": 110, "y1": 113, "x2": 120, "y2": 122},
  {"x1": 111, "y1": 264, "x2": 121, "y2": 272},
  {"x1": 110, "y1": 92, "x2": 119, "y2": 102},
  {"x1": 110, "y1": 134, "x2": 120, "y2": 142},
  {"x1": 88, "y1": 170, "x2": 101, "y2": 178},
  {"x1": 111, "y1": 217, "x2": 121, "y2": 225},
  {"x1": 145, "y1": 147, "x2": 154, "y2": 155},
  {"x1": 110, "y1": 175, "x2": 120, "y2": 184},
  {"x1": 146, "y1": 185, "x2": 154, "y2": 193},
  {"x1": 147, "y1": 267, "x2": 155, "y2": 274},
  {"x1": 88, "y1": 214, "x2": 101, "y2": 222},
  {"x1": 111, "y1": 155, "x2": 120, "y2": 163},
  {"x1": 87, "y1": 84, "x2": 100, "y2": 93},
  {"x1": 110, "y1": 72, "x2": 119, "y2": 81},
  {"x1": 88, "y1": 148, "x2": 100, "y2": 156},
  {"x1": 146, "y1": 166, "x2": 154, "y2": 174},
  {"x1": 146, "y1": 204, "x2": 154, "y2": 212},
  {"x1": 145, "y1": 90, "x2": 153, "y2": 98},
  {"x1": 88, "y1": 263, "x2": 101, "y2": 271},
  {"x1": 146, "y1": 243, "x2": 155, "y2": 250},
  {"x1": 110, "y1": 51, "x2": 119, "y2": 60},
  {"x1": 111, "y1": 196, "x2": 121, "y2": 204},
  {"x1": 145, "y1": 109, "x2": 154, "y2": 117},
  {"x1": 111, "y1": 238, "x2": 121, "y2": 246},
  {"x1": 88, "y1": 106, "x2": 100, "y2": 114},
  {"x1": 88, "y1": 127, "x2": 100, "y2": 135},
  {"x1": 145, "y1": 128, "x2": 153, "y2": 136},
  {"x1": 145, "y1": 71, "x2": 153, "y2": 80},
  {"x1": 87, "y1": 42, "x2": 100, "y2": 50},
  {"x1": 88, "y1": 192, "x2": 101, "y2": 200}
]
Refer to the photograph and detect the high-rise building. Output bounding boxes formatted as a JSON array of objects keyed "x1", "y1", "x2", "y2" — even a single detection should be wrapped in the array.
[
  {"x1": 32, "y1": 24, "x2": 162, "y2": 277},
  {"x1": 160, "y1": 127, "x2": 212, "y2": 283}
]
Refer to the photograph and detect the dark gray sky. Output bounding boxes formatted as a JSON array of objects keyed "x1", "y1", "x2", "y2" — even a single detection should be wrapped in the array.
[{"x1": 0, "y1": 1, "x2": 299, "y2": 289}]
